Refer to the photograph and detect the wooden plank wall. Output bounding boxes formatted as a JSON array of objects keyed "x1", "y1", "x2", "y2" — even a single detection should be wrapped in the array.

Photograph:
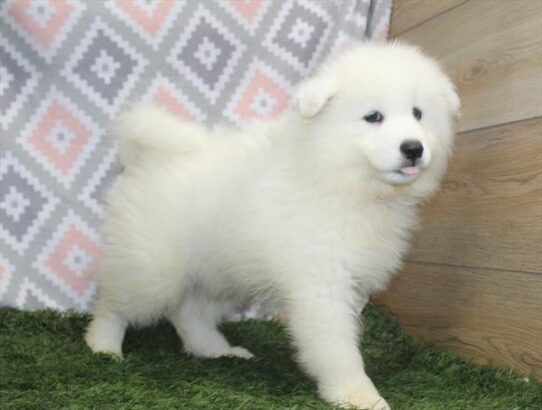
[{"x1": 374, "y1": 0, "x2": 542, "y2": 379}]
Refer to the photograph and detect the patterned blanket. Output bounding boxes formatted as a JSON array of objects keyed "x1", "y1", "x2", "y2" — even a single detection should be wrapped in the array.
[{"x1": 0, "y1": 0, "x2": 391, "y2": 311}]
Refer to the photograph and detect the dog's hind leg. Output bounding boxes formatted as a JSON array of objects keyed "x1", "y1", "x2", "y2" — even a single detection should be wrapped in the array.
[
  {"x1": 85, "y1": 302, "x2": 127, "y2": 358},
  {"x1": 168, "y1": 294, "x2": 253, "y2": 359}
]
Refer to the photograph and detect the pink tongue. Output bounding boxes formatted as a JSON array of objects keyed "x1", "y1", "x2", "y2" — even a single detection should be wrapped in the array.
[{"x1": 401, "y1": 166, "x2": 421, "y2": 175}]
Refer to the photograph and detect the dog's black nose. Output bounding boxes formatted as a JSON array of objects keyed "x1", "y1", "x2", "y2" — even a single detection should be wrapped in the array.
[{"x1": 400, "y1": 140, "x2": 424, "y2": 160}]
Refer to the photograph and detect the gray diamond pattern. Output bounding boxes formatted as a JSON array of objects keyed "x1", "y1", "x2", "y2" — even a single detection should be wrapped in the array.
[
  {"x1": 178, "y1": 17, "x2": 236, "y2": 89},
  {"x1": 0, "y1": 166, "x2": 47, "y2": 241},
  {"x1": 273, "y1": 3, "x2": 328, "y2": 68},
  {"x1": 72, "y1": 29, "x2": 136, "y2": 104},
  {"x1": 0, "y1": 45, "x2": 31, "y2": 113}
]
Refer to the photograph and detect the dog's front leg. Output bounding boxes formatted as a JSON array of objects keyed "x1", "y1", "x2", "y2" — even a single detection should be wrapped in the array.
[{"x1": 286, "y1": 289, "x2": 390, "y2": 410}]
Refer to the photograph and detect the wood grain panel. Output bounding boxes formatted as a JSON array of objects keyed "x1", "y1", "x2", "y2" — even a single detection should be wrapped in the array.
[
  {"x1": 397, "y1": 0, "x2": 542, "y2": 132},
  {"x1": 389, "y1": 0, "x2": 466, "y2": 37},
  {"x1": 385, "y1": 0, "x2": 542, "y2": 381},
  {"x1": 408, "y1": 118, "x2": 542, "y2": 273},
  {"x1": 373, "y1": 262, "x2": 542, "y2": 379}
]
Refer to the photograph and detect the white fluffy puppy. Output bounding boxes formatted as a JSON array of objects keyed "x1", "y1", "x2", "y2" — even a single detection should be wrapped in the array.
[{"x1": 86, "y1": 42, "x2": 459, "y2": 409}]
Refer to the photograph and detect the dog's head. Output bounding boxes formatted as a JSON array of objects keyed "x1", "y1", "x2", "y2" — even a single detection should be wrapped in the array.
[{"x1": 294, "y1": 42, "x2": 459, "y2": 198}]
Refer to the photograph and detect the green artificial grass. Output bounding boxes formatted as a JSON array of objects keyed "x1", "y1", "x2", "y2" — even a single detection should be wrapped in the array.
[{"x1": 1, "y1": 305, "x2": 540, "y2": 410}]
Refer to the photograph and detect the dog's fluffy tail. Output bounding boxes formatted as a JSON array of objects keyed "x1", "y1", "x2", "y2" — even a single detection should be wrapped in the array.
[{"x1": 114, "y1": 103, "x2": 208, "y2": 168}]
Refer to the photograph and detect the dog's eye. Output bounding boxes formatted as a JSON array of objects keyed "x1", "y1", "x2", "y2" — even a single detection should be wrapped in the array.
[
  {"x1": 413, "y1": 107, "x2": 422, "y2": 120},
  {"x1": 363, "y1": 111, "x2": 384, "y2": 123}
]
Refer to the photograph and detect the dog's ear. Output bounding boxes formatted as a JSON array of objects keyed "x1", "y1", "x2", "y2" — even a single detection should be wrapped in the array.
[
  {"x1": 448, "y1": 87, "x2": 461, "y2": 118},
  {"x1": 294, "y1": 75, "x2": 338, "y2": 118},
  {"x1": 443, "y1": 81, "x2": 461, "y2": 118}
]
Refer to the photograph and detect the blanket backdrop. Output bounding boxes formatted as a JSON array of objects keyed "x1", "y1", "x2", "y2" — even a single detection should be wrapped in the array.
[{"x1": 0, "y1": 0, "x2": 391, "y2": 311}]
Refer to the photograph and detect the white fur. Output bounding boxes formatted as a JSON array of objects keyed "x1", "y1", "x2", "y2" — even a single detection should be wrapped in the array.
[{"x1": 86, "y1": 42, "x2": 459, "y2": 409}]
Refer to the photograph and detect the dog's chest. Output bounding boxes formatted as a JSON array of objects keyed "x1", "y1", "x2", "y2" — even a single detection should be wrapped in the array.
[{"x1": 324, "y1": 201, "x2": 416, "y2": 282}]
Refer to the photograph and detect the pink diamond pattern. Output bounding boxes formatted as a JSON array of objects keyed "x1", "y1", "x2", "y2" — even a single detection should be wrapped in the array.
[
  {"x1": 7, "y1": 0, "x2": 73, "y2": 48},
  {"x1": 114, "y1": 0, "x2": 175, "y2": 36},
  {"x1": 3, "y1": 0, "x2": 85, "y2": 60},
  {"x1": 236, "y1": 71, "x2": 289, "y2": 119},
  {"x1": 108, "y1": 0, "x2": 184, "y2": 48},
  {"x1": 44, "y1": 225, "x2": 98, "y2": 296},
  {"x1": 153, "y1": 85, "x2": 195, "y2": 120},
  {"x1": 145, "y1": 76, "x2": 206, "y2": 122},
  {"x1": 27, "y1": 101, "x2": 90, "y2": 175},
  {"x1": 19, "y1": 90, "x2": 99, "y2": 188},
  {"x1": 222, "y1": 0, "x2": 269, "y2": 32},
  {"x1": 226, "y1": 62, "x2": 290, "y2": 125},
  {"x1": 229, "y1": 0, "x2": 264, "y2": 22},
  {"x1": 35, "y1": 212, "x2": 98, "y2": 308}
]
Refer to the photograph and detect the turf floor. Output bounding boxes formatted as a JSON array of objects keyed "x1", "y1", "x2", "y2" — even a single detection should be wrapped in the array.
[{"x1": 1, "y1": 304, "x2": 540, "y2": 410}]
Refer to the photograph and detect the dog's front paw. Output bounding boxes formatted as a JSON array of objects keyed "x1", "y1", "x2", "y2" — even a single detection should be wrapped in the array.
[
  {"x1": 186, "y1": 344, "x2": 254, "y2": 359},
  {"x1": 321, "y1": 383, "x2": 390, "y2": 410},
  {"x1": 226, "y1": 346, "x2": 254, "y2": 359},
  {"x1": 337, "y1": 392, "x2": 390, "y2": 410}
]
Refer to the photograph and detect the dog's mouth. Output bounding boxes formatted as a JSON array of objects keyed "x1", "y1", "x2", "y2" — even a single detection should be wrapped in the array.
[
  {"x1": 383, "y1": 165, "x2": 424, "y2": 184},
  {"x1": 395, "y1": 166, "x2": 421, "y2": 176}
]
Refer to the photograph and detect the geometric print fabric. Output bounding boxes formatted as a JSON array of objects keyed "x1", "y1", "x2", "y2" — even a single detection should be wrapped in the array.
[{"x1": 0, "y1": 0, "x2": 391, "y2": 311}]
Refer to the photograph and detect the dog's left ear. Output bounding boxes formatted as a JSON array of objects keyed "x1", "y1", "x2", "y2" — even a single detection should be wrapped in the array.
[
  {"x1": 445, "y1": 82, "x2": 461, "y2": 118},
  {"x1": 294, "y1": 75, "x2": 338, "y2": 118}
]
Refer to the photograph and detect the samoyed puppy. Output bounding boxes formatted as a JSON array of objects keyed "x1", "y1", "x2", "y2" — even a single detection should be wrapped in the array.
[{"x1": 85, "y1": 42, "x2": 459, "y2": 409}]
